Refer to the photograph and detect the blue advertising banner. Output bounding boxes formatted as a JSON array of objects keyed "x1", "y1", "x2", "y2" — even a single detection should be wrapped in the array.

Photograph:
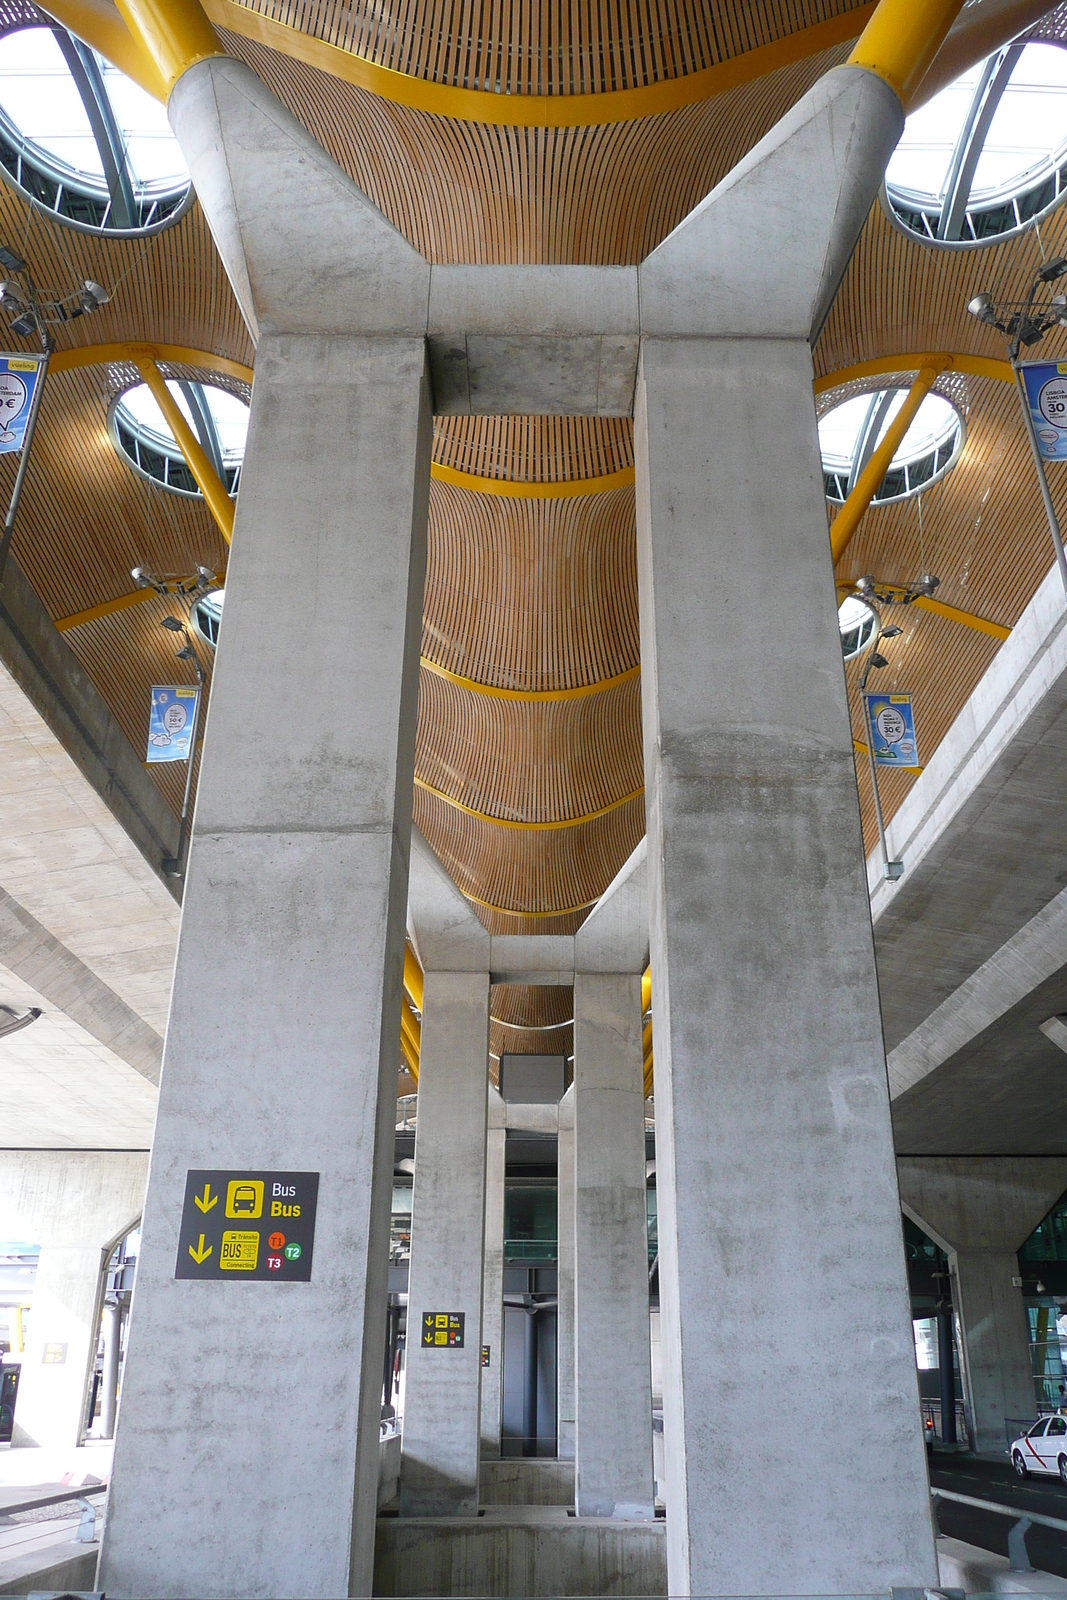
[
  {"x1": 1021, "y1": 361, "x2": 1067, "y2": 460},
  {"x1": 0, "y1": 355, "x2": 44, "y2": 455},
  {"x1": 147, "y1": 685, "x2": 200, "y2": 764},
  {"x1": 863, "y1": 693, "x2": 919, "y2": 769}
]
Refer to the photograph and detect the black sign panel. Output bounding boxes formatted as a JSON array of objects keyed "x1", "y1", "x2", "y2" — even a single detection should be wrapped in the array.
[
  {"x1": 175, "y1": 1170, "x2": 318, "y2": 1282},
  {"x1": 421, "y1": 1311, "x2": 465, "y2": 1347}
]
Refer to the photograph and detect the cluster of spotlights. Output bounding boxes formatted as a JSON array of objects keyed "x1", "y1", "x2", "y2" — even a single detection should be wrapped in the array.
[
  {"x1": 967, "y1": 257, "x2": 1067, "y2": 348},
  {"x1": 0, "y1": 244, "x2": 109, "y2": 341}
]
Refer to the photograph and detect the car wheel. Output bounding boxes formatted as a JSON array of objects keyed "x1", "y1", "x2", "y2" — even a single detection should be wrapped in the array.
[
  {"x1": 1014, "y1": 1451, "x2": 1029, "y2": 1478},
  {"x1": 1059, "y1": 1456, "x2": 1067, "y2": 1485}
]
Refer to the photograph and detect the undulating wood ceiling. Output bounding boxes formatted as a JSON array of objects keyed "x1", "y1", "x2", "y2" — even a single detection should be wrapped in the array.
[{"x1": 3, "y1": 0, "x2": 1067, "y2": 1060}]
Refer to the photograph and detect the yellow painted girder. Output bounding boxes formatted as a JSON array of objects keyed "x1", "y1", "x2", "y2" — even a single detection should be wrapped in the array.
[{"x1": 849, "y1": 0, "x2": 966, "y2": 109}]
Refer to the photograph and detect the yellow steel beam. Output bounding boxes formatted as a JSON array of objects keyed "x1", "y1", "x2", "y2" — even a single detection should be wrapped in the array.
[
  {"x1": 641, "y1": 967, "x2": 651, "y2": 1015},
  {"x1": 50, "y1": 342, "x2": 253, "y2": 383},
  {"x1": 404, "y1": 946, "x2": 424, "y2": 1016},
  {"x1": 415, "y1": 774, "x2": 643, "y2": 830},
  {"x1": 848, "y1": 0, "x2": 965, "y2": 109},
  {"x1": 400, "y1": 1029, "x2": 419, "y2": 1083},
  {"x1": 40, "y1": 0, "x2": 167, "y2": 97},
  {"x1": 432, "y1": 463, "x2": 635, "y2": 498},
  {"x1": 55, "y1": 571, "x2": 224, "y2": 632},
  {"x1": 460, "y1": 889, "x2": 600, "y2": 918},
  {"x1": 133, "y1": 353, "x2": 235, "y2": 544},
  {"x1": 814, "y1": 351, "x2": 1012, "y2": 393},
  {"x1": 913, "y1": 594, "x2": 1010, "y2": 640},
  {"x1": 111, "y1": 0, "x2": 223, "y2": 95},
  {"x1": 420, "y1": 657, "x2": 639, "y2": 703},
  {"x1": 400, "y1": 998, "x2": 421, "y2": 1084},
  {"x1": 829, "y1": 365, "x2": 941, "y2": 568}
]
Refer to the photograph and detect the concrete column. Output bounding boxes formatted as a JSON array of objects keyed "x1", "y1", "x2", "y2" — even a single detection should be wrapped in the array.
[
  {"x1": 898, "y1": 1157, "x2": 1067, "y2": 1453},
  {"x1": 99, "y1": 1298, "x2": 121, "y2": 1440},
  {"x1": 572, "y1": 973, "x2": 654, "y2": 1519},
  {"x1": 631, "y1": 60, "x2": 937, "y2": 1597},
  {"x1": 96, "y1": 48, "x2": 434, "y2": 1600},
  {"x1": 400, "y1": 970, "x2": 490, "y2": 1514},
  {"x1": 480, "y1": 1089, "x2": 506, "y2": 1458},
  {"x1": 0, "y1": 1151, "x2": 146, "y2": 1452},
  {"x1": 555, "y1": 1084, "x2": 576, "y2": 1460}
]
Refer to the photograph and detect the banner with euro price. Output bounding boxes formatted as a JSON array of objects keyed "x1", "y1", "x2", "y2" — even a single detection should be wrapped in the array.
[
  {"x1": 0, "y1": 355, "x2": 44, "y2": 455},
  {"x1": 146, "y1": 685, "x2": 199, "y2": 764},
  {"x1": 863, "y1": 693, "x2": 919, "y2": 770},
  {"x1": 1021, "y1": 361, "x2": 1067, "y2": 461}
]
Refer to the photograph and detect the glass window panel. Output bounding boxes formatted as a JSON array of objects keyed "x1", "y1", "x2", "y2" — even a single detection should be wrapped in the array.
[
  {"x1": 98, "y1": 59, "x2": 187, "y2": 189},
  {"x1": 0, "y1": 29, "x2": 103, "y2": 181},
  {"x1": 885, "y1": 65, "x2": 984, "y2": 202},
  {"x1": 204, "y1": 388, "x2": 250, "y2": 464},
  {"x1": 971, "y1": 45, "x2": 1067, "y2": 199},
  {"x1": 818, "y1": 394, "x2": 871, "y2": 472}
]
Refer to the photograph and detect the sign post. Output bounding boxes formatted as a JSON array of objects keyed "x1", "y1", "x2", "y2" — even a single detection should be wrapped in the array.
[{"x1": 861, "y1": 692, "x2": 919, "y2": 883}]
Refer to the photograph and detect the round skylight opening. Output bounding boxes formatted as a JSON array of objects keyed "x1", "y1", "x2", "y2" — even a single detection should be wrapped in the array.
[
  {"x1": 884, "y1": 41, "x2": 1067, "y2": 246},
  {"x1": 0, "y1": 26, "x2": 191, "y2": 234},
  {"x1": 839, "y1": 596, "x2": 878, "y2": 661},
  {"x1": 819, "y1": 389, "x2": 963, "y2": 504},
  {"x1": 110, "y1": 381, "x2": 249, "y2": 499},
  {"x1": 192, "y1": 588, "x2": 224, "y2": 649}
]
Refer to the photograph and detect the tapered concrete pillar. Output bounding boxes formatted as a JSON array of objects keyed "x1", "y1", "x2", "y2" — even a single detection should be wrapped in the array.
[
  {"x1": 1, "y1": 1151, "x2": 146, "y2": 1451},
  {"x1": 556, "y1": 1084, "x2": 576, "y2": 1460},
  {"x1": 634, "y1": 65, "x2": 937, "y2": 1597},
  {"x1": 400, "y1": 970, "x2": 490, "y2": 1514},
  {"x1": 481, "y1": 1089, "x2": 506, "y2": 1458},
  {"x1": 572, "y1": 973, "x2": 654, "y2": 1518},
  {"x1": 899, "y1": 1157, "x2": 1067, "y2": 1453},
  {"x1": 99, "y1": 56, "x2": 434, "y2": 1600}
]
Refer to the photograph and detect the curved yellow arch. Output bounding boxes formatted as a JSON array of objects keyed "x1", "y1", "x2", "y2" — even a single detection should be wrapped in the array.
[
  {"x1": 814, "y1": 351, "x2": 1013, "y2": 393},
  {"x1": 415, "y1": 774, "x2": 643, "y2": 829},
  {"x1": 420, "y1": 657, "x2": 638, "y2": 701}
]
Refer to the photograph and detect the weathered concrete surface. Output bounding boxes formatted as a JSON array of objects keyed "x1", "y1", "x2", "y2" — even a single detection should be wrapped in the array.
[
  {"x1": 868, "y1": 562, "x2": 1067, "y2": 1152},
  {"x1": 98, "y1": 335, "x2": 433, "y2": 1600},
  {"x1": 898, "y1": 1157, "x2": 1067, "y2": 1453},
  {"x1": 481, "y1": 1090, "x2": 506, "y2": 1459},
  {"x1": 479, "y1": 1458, "x2": 574, "y2": 1505},
  {"x1": 571, "y1": 973, "x2": 653, "y2": 1520},
  {"x1": 0, "y1": 558, "x2": 180, "y2": 896},
  {"x1": 636, "y1": 332, "x2": 935, "y2": 1593},
  {"x1": 373, "y1": 1511, "x2": 665, "y2": 1596},
  {"x1": 2, "y1": 1150, "x2": 147, "y2": 1450},
  {"x1": 401, "y1": 970, "x2": 490, "y2": 1516}
]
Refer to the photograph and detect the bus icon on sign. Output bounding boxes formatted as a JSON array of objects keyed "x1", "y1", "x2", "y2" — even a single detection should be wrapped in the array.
[{"x1": 226, "y1": 1179, "x2": 263, "y2": 1218}]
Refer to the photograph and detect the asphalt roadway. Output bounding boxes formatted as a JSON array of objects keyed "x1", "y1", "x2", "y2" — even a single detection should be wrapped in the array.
[{"x1": 930, "y1": 1454, "x2": 1067, "y2": 1579}]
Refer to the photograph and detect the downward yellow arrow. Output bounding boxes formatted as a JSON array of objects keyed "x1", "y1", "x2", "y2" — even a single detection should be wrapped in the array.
[
  {"x1": 194, "y1": 1183, "x2": 217, "y2": 1214},
  {"x1": 188, "y1": 1234, "x2": 212, "y2": 1264}
]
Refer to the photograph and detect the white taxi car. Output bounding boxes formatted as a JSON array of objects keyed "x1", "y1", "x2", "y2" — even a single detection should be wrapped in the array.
[{"x1": 1012, "y1": 1414, "x2": 1067, "y2": 1480}]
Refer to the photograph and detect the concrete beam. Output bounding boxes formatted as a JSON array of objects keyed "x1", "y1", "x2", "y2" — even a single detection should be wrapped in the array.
[
  {"x1": 0, "y1": 557, "x2": 180, "y2": 896},
  {"x1": 573, "y1": 837, "x2": 647, "y2": 974},
  {"x1": 0, "y1": 885, "x2": 163, "y2": 1083},
  {"x1": 1040, "y1": 1015, "x2": 1067, "y2": 1055},
  {"x1": 407, "y1": 825, "x2": 489, "y2": 972},
  {"x1": 488, "y1": 934, "x2": 575, "y2": 985}
]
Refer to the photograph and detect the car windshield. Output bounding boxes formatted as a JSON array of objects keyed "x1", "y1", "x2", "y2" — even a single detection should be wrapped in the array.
[{"x1": 1028, "y1": 1419, "x2": 1049, "y2": 1436}]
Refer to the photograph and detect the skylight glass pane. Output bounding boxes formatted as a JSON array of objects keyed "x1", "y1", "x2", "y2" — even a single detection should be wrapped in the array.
[
  {"x1": 818, "y1": 395, "x2": 871, "y2": 472},
  {"x1": 205, "y1": 389, "x2": 250, "y2": 464},
  {"x1": 119, "y1": 380, "x2": 196, "y2": 454},
  {"x1": 0, "y1": 29, "x2": 104, "y2": 181},
  {"x1": 99, "y1": 59, "x2": 187, "y2": 189},
  {"x1": 970, "y1": 44, "x2": 1067, "y2": 199},
  {"x1": 871, "y1": 392, "x2": 959, "y2": 466},
  {"x1": 884, "y1": 64, "x2": 983, "y2": 202}
]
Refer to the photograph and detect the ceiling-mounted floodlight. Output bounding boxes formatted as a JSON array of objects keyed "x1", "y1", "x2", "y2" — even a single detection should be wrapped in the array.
[
  {"x1": 1039, "y1": 258, "x2": 1067, "y2": 283},
  {"x1": 0, "y1": 1003, "x2": 41, "y2": 1039},
  {"x1": 161, "y1": 615, "x2": 183, "y2": 633}
]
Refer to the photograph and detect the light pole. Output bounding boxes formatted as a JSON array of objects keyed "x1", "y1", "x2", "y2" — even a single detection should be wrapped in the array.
[
  {"x1": 967, "y1": 259, "x2": 1067, "y2": 597},
  {"x1": 159, "y1": 615, "x2": 206, "y2": 879}
]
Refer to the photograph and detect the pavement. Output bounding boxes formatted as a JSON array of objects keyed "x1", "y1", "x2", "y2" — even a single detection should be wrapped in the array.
[
  {"x1": 931, "y1": 1454, "x2": 1067, "y2": 1579},
  {"x1": 0, "y1": 1441, "x2": 111, "y2": 1590}
]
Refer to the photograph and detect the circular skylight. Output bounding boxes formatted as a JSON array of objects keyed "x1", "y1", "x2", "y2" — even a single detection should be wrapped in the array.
[
  {"x1": 885, "y1": 41, "x2": 1067, "y2": 245},
  {"x1": 192, "y1": 589, "x2": 224, "y2": 649},
  {"x1": 110, "y1": 381, "x2": 248, "y2": 498},
  {"x1": 0, "y1": 27, "x2": 190, "y2": 233},
  {"x1": 839, "y1": 595, "x2": 878, "y2": 661},
  {"x1": 819, "y1": 389, "x2": 963, "y2": 504}
]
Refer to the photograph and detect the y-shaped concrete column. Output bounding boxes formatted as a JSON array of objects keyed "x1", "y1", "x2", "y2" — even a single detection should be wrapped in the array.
[
  {"x1": 899, "y1": 1157, "x2": 1067, "y2": 1453},
  {"x1": 571, "y1": 843, "x2": 654, "y2": 1518},
  {"x1": 401, "y1": 828, "x2": 491, "y2": 1513},
  {"x1": 2, "y1": 1151, "x2": 147, "y2": 1450},
  {"x1": 99, "y1": 60, "x2": 432, "y2": 1600},
  {"x1": 635, "y1": 65, "x2": 938, "y2": 1596},
  {"x1": 481, "y1": 1087, "x2": 506, "y2": 1459}
]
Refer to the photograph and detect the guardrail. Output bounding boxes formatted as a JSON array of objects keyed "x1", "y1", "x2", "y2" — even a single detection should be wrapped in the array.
[{"x1": 932, "y1": 1485, "x2": 1067, "y2": 1572}]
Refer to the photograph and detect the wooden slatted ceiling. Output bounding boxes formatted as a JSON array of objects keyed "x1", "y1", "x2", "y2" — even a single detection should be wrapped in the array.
[
  {"x1": 222, "y1": 0, "x2": 866, "y2": 95},
  {"x1": 2, "y1": 8, "x2": 1067, "y2": 998}
]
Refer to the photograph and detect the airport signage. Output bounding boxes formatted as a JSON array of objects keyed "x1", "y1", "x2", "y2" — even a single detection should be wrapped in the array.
[
  {"x1": 174, "y1": 1170, "x2": 318, "y2": 1282},
  {"x1": 863, "y1": 692, "x2": 919, "y2": 769},
  {"x1": 421, "y1": 1312, "x2": 465, "y2": 1348},
  {"x1": 0, "y1": 355, "x2": 44, "y2": 455},
  {"x1": 1021, "y1": 360, "x2": 1067, "y2": 460}
]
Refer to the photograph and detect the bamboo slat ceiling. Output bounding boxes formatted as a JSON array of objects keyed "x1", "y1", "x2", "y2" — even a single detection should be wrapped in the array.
[{"x1": 2, "y1": 0, "x2": 1066, "y2": 1042}]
